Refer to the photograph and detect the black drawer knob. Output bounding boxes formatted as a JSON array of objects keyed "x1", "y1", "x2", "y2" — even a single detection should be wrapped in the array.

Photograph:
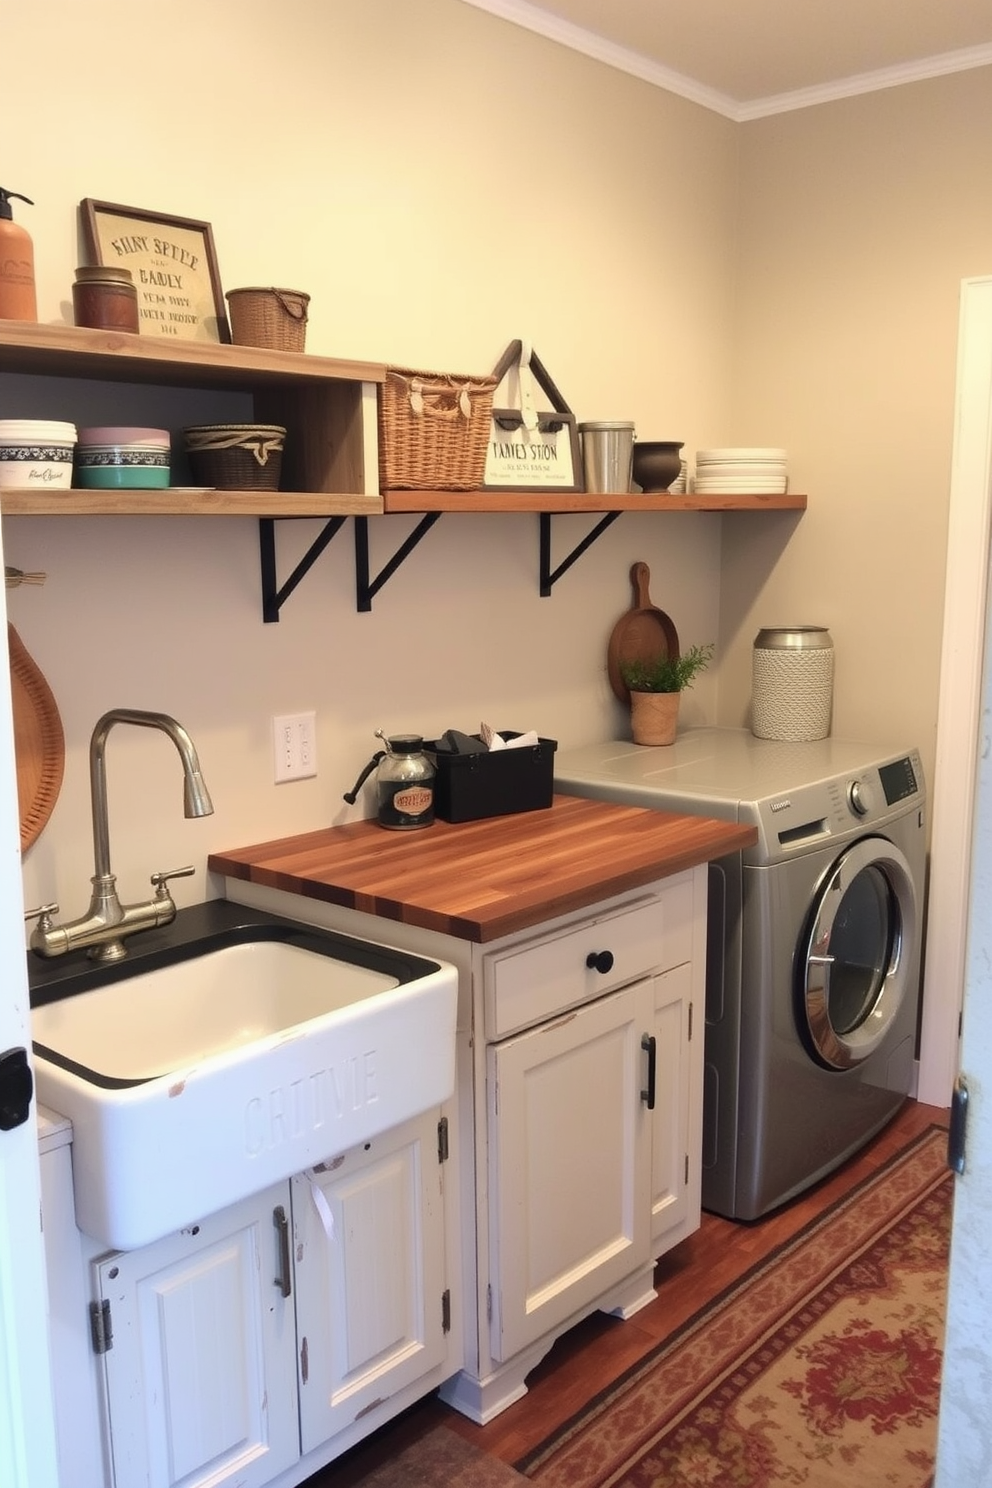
[{"x1": 586, "y1": 949, "x2": 614, "y2": 975}]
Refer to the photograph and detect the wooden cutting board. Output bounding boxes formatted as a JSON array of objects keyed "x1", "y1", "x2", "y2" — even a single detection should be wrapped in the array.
[
  {"x1": 606, "y1": 561, "x2": 681, "y2": 704},
  {"x1": 9, "y1": 624, "x2": 65, "y2": 851}
]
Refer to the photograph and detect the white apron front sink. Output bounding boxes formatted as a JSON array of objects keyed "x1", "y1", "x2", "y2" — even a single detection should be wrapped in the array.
[{"x1": 30, "y1": 909, "x2": 457, "y2": 1250}]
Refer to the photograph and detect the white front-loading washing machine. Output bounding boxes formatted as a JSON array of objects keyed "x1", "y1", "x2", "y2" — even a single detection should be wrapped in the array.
[{"x1": 554, "y1": 727, "x2": 927, "y2": 1221}]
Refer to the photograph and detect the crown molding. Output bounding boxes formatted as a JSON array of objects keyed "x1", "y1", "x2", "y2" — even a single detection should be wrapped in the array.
[
  {"x1": 737, "y1": 41, "x2": 992, "y2": 120},
  {"x1": 456, "y1": 0, "x2": 739, "y2": 118},
  {"x1": 458, "y1": 0, "x2": 992, "y2": 121}
]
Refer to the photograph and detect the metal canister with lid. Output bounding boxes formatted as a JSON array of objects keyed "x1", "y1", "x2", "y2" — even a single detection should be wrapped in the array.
[
  {"x1": 751, "y1": 626, "x2": 834, "y2": 741},
  {"x1": 72, "y1": 265, "x2": 140, "y2": 333}
]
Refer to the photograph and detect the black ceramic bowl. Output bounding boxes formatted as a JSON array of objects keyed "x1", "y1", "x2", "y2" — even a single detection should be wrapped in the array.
[{"x1": 632, "y1": 441, "x2": 684, "y2": 493}]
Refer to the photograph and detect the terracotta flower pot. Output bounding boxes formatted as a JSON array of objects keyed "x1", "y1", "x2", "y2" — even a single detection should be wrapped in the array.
[{"x1": 630, "y1": 690, "x2": 680, "y2": 746}]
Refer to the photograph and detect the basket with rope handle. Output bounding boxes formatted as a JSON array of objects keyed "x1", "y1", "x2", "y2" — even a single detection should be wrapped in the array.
[
  {"x1": 183, "y1": 423, "x2": 286, "y2": 490},
  {"x1": 378, "y1": 365, "x2": 498, "y2": 490}
]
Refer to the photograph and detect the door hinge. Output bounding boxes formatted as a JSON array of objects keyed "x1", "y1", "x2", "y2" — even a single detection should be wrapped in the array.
[
  {"x1": 486, "y1": 1283, "x2": 493, "y2": 1322},
  {"x1": 442, "y1": 1288, "x2": 451, "y2": 1334},
  {"x1": 949, "y1": 1075, "x2": 969, "y2": 1175},
  {"x1": 0, "y1": 1046, "x2": 33, "y2": 1131},
  {"x1": 437, "y1": 1115, "x2": 449, "y2": 1164},
  {"x1": 684, "y1": 1153, "x2": 690, "y2": 1186},
  {"x1": 688, "y1": 1002, "x2": 694, "y2": 1042},
  {"x1": 90, "y1": 1298, "x2": 113, "y2": 1354}
]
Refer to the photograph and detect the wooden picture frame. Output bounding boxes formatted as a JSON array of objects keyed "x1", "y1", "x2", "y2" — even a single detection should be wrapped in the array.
[
  {"x1": 80, "y1": 199, "x2": 230, "y2": 343},
  {"x1": 483, "y1": 340, "x2": 583, "y2": 491}
]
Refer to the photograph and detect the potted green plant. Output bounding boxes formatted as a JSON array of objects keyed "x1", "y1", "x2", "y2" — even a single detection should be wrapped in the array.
[{"x1": 620, "y1": 642, "x2": 714, "y2": 746}]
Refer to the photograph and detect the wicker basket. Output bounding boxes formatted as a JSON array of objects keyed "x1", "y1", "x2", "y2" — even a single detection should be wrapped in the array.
[
  {"x1": 225, "y1": 288, "x2": 310, "y2": 352},
  {"x1": 378, "y1": 365, "x2": 497, "y2": 490},
  {"x1": 183, "y1": 423, "x2": 286, "y2": 490}
]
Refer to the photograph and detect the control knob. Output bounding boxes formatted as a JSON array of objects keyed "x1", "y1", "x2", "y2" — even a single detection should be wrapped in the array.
[{"x1": 848, "y1": 777, "x2": 874, "y2": 817}]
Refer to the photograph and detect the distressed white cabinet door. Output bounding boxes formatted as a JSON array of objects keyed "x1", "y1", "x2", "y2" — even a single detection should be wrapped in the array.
[
  {"x1": 293, "y1": 1107, "x2": 449, "y2": 1453},
  {"x1": 649, "y1": 962, "x2": 695, "y2": 1253},
  {"x1": 95, "y1": 1183, "x2": 299, "y2": 1488},
  {"x1": 487, "y1": 977, "x2": 654, "y2": 1362}
]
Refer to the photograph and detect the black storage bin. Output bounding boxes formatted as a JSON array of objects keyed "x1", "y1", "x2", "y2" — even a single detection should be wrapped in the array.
[{"x1": 427, "y1": 733, "x2": 557, "y2": 823}]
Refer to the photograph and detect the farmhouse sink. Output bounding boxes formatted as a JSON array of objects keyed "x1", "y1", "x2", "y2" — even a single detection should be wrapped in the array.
[{"x1": 29, "y1": 902, "x2": 457, "y2": 1250}]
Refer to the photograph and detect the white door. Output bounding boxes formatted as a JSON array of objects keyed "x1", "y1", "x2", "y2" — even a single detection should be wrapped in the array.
[
  {"x1": 292, "y1": 1108, "x2": 449, "y2": 1453},
  {"x1": 0, "y1": 532, "x2": 59, "y2": 1488},
  {"x1": 95, "y1": 1184, "x2": 299, "y2": 1488},
  {"x1": 934, "y1": 296, "x2": 992, "y2": 1476},
  {"x1": 487, "y1": 977, "x2": 654, "y2": 1362}
]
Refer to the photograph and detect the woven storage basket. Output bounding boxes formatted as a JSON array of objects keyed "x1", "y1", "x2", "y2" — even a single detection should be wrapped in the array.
[
  {"x1": 378, "y1": 365, "x2": 497, "y2": 490},
  {"x1": 225, "y1": 288, "x2": 310, "y2": 352},
  {"x1": 183, "y1": 423, "x2": 286, "y2": 490}
]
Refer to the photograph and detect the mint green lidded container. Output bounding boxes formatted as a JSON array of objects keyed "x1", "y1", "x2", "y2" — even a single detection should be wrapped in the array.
[{"x1": 75, "y1": 426, "x2": 170, "y2": 489}]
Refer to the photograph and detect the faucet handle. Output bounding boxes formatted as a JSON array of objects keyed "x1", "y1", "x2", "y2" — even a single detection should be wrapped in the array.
[
  {"x1": 24, "y1": 903, "x2": 59, "y2": 928},
  {"x1": 150, "y1": 866, "x2": 195, "y2": 899}
]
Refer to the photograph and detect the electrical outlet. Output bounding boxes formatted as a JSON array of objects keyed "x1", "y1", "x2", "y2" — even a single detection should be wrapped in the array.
[{"x1": 273, "y1": 712, "x2": 317, "y2": 783}]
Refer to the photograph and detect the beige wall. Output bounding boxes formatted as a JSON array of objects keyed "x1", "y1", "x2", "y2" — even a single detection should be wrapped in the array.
[
  {"x1": 722, "y1": 69, "x2": 992, "y2": 768},
  {"x1": 5, "y1": 0, "x2": 738, "y2": 917},
  {"x1": 3, "y1": 0, "x2": 990, "y2": 929}
]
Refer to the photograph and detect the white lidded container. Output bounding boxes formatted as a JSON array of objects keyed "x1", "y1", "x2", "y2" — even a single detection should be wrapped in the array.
[
  {"x1": 0, "y1": 419, "x2": 77, "y2": 490},
  {"x1": 751, "y1": 626, "x2": 834, "y2": 741}
]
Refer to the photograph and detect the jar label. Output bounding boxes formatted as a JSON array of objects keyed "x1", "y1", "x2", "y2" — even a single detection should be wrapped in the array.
[{"x1": 392, "y1": 785, "x2": 433, "y2": 817}]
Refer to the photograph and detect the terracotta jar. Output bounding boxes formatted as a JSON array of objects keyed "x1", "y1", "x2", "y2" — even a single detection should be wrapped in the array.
[{"x1": 630, "y1": 691, "x2": 681, "y2": 746}]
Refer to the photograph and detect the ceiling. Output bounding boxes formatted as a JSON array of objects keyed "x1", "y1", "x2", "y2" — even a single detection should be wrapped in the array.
[{"x1": 460, "y1": 0, "x2": 992, "y2": 118}]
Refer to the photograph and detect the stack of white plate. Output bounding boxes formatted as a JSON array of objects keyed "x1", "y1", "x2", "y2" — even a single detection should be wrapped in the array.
[
  {"x1": 669, "y1": 458, "x2": 688, "y2": 494},
  {"x1": 692, "y1": 447, "x2": 787, "y2": 494}
]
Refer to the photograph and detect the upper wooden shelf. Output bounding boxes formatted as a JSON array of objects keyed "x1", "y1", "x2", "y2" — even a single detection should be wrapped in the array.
[
  {"x1": 381, "y1": 490, "x2": 807, "y2": 514},
  {"x1": 0, "y1": 488, "x2": 382, "y2": 517},
  {"x1": 0, "y1": 320, "x2": 385, "y2": 390}
]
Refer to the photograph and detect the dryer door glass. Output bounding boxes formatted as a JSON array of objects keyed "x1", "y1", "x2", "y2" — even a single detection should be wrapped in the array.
[{"x1": 801, "y1": 838, "x2": 917, "y2": 1071}]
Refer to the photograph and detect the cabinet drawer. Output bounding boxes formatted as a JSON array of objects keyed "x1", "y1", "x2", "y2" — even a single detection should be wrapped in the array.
[{"x1": 484, "y1": 873, "x2": 696, "y2": 1040}]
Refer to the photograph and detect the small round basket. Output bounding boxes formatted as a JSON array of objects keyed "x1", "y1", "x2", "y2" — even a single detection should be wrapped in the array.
[
  {"x1": 183, "y1": 423, "x2": 286, "y2": 490},
  {"x1": 225, "y1": 287, "x2": 310, "y2": 352}
]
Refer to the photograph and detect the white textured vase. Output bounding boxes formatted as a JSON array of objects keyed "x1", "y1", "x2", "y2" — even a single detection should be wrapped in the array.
[{"x1": 751, "y1": 627, "x2": 834, "y2": 741}]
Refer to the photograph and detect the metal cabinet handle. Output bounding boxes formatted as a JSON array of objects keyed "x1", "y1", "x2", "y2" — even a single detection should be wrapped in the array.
[
  {"x1": 641, "y1": 1033, "x2": 657, "y2": 1110},
  {"x1": 586, "y1": 949, "x2": 615, "y2": 975},
  {"x1": 273, "y1": 1205, "x2": 292, "y2": 1298}
]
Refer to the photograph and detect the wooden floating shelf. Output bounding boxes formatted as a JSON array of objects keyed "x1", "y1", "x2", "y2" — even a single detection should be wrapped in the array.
[
  {"x1": 0, "y1": 319, "x2": 385, "y2": 389},
  {"x1": 381, "y1": 490, "x2": 807, "y2": 514},
  {"x1": 0, "y1": 489, "x2": 383, "y2": 517}
]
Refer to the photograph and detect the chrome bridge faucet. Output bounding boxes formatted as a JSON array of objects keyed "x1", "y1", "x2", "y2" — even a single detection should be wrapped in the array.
[{"x1": 27, "y1": 709, "x2": 214, "y2": 964}]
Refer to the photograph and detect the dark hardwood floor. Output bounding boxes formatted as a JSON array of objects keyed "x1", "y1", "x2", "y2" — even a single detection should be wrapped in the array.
[{"x1": 312, "y1": 1098, "x2": 949, "y2": 1484}]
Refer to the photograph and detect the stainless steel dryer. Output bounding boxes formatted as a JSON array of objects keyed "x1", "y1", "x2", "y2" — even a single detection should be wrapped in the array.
[{"x1": 555, "y1": 727, "x2": 926, "y2": 1221}]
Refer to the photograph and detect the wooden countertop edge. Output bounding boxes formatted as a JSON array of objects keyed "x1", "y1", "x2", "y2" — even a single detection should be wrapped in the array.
[{"x1": 208, "y1": 802, "x2": 756, "y2": 944}]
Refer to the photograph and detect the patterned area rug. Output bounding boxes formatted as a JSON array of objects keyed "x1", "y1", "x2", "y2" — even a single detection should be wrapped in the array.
[{"x1": 518, "y1": 1126, "x2": 951, "y2": 1488}]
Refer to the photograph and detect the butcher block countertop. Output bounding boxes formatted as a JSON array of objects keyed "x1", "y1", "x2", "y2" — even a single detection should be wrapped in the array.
[{"x1": 208, "y1": 794, "x2": 756, "y2": 944}]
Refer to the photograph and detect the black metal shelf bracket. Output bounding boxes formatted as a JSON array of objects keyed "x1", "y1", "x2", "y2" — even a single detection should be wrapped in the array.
[
  {"x1": 354, "y1": 512, "x2": 442, "y2": 612},
  {"x1": 539, "y1": 510, "x2": 621, "y2": 596},
  {"x1": 258, "y1": 515, "x2": 348, "y2": 623}
]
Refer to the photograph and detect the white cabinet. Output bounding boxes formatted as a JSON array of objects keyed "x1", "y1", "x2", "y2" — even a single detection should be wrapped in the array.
[
  {"x1": 291, "y1": 1107, "x2": 450, "y2": 1452},
  {"x1": 453, "y1": 868, "x2": 705, "y2": 1422},
  {"x1": 93, "y1": 1183, "x2": 299, "y2": 1488},
  {"x1": 45, "y1": 1107, "x2": 458, "y2": 1488}
]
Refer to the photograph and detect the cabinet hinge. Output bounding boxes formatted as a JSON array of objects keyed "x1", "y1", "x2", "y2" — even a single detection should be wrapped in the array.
[
  {"x1": 437, "y1": 1115, "x2": 449, "y2": 1164},
  {"x1": 89, "y1": 1298, "x2": 113, "y2": 1355},
  {"x1": 688, "y1": 1002, "x2": 694, "y2": 1041},
  {"x1": 442, "y1": 1288, "x2": 451, "y2": 1334}
]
